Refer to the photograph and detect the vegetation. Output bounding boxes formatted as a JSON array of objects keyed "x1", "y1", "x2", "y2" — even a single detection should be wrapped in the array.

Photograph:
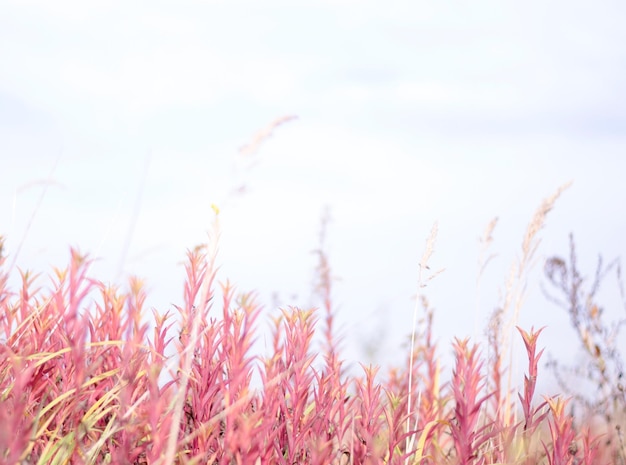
[{"x1": 1, "y1": 182, "x2": 623, "y2": 464}]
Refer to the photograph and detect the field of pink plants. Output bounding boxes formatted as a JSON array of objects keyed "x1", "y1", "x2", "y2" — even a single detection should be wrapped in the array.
[{"x1": 1, "y1": 185, "x2": 624, "y2": 464}]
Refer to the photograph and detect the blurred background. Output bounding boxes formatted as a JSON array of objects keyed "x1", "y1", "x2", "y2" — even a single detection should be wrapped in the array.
[{"x1": 2, "y1": 1, "x2": 625, "y2": 391}]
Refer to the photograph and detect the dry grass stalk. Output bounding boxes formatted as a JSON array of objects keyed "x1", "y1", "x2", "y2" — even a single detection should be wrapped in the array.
[{"x1": 489, "y1": 182, "x2": 571, "y2": 427}]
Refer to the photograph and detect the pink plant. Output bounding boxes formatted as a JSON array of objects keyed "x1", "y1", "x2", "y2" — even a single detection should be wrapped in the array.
[
  {"x1": 449, "y1": 339, "x2": 497, "y2": 465},
  {"x1": 543, "y1": 397, "x2": 577, "y2": 465},
  {"x1": 517, "y1": 326, "x2": 548, "y2": 434}
]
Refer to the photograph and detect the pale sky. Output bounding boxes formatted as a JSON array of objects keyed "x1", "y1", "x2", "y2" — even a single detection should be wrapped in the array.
[{"x1": 2, "y1": 1, "x2": 626, "y2": 384}]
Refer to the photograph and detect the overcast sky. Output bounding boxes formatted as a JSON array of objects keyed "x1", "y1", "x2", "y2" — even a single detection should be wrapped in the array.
[{"x1": 2, "y1": 1, "x2": 626, "y2": 386}]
